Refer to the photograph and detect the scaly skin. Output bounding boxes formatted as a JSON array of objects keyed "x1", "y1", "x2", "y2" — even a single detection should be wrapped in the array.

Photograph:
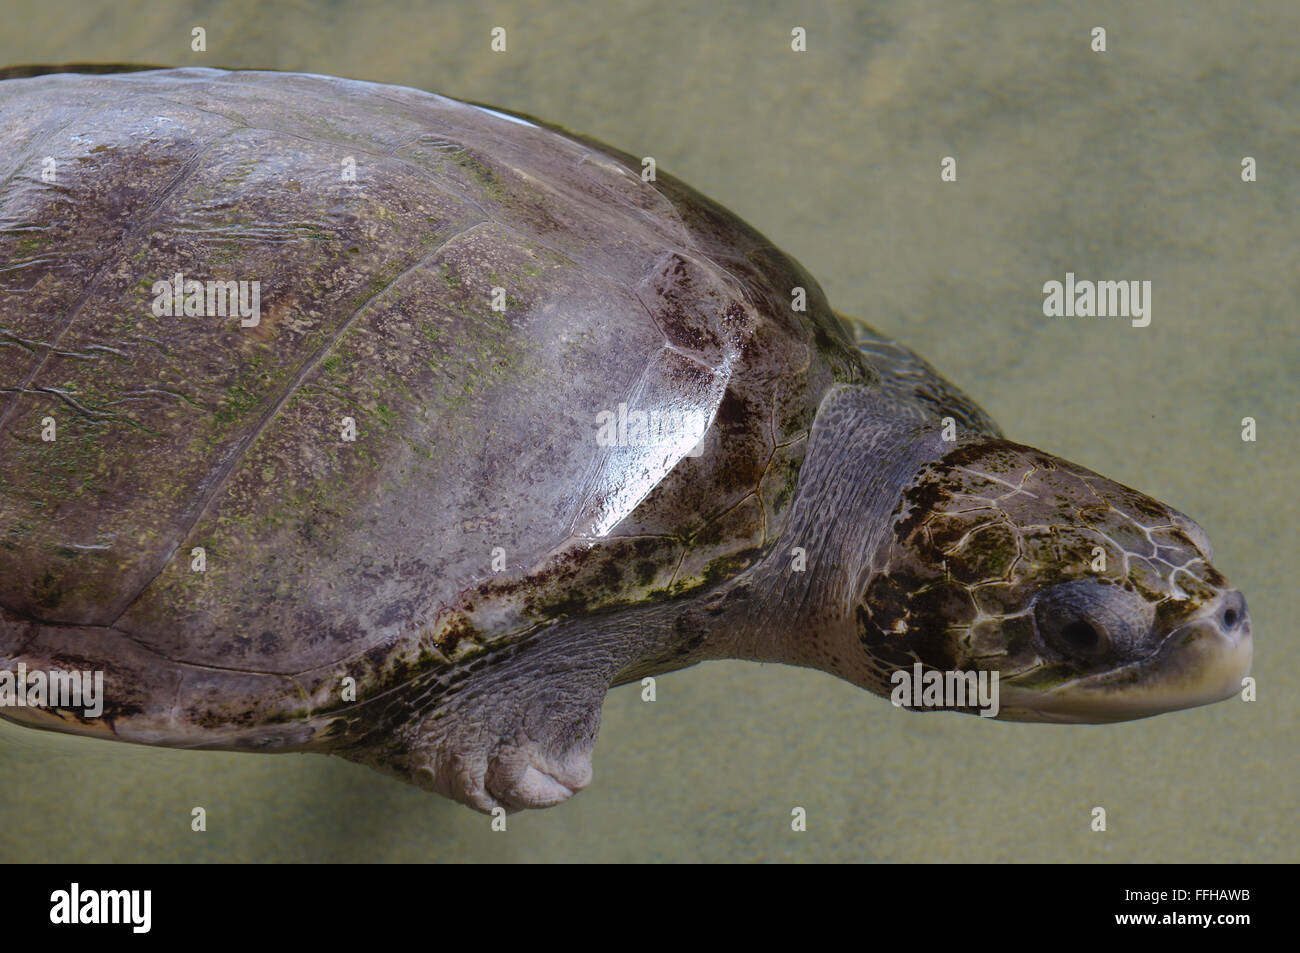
[{"x1": 856, "y1": 437, "x2": 1250, "y2": 721}]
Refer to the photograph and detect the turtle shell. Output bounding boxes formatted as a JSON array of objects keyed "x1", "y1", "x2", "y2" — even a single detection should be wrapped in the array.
[{"x1": 0, "y1": 68, "x2": 866, "y2": 742}]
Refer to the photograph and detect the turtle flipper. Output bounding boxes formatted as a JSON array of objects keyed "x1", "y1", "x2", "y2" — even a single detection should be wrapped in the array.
[
  {"x1": 840, "y1": 313, "x2": 1004, "y2": 438},
  {"x1": 436, "y1": 675, "x2": 602, "y2": 813},
  {"x1": 335, "y1": 625, "x2": 621, "y2": 813}
]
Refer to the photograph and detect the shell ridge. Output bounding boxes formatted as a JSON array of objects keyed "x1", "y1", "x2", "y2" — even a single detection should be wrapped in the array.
[
  {"x1": 107, "y1": 217, "x2": 491, "y2": 626},
  {"x1": 0, "y1": 141, "x2": 215, "y2": 434}
]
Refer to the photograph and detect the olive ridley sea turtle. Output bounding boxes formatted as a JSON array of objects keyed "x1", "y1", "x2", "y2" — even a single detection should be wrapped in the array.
[{"x1": 0, "y1": 68, "x2": 1252, "y2": 812}]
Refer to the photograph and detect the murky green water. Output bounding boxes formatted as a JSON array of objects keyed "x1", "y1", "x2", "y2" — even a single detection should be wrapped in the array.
[{"x1": 1, "y1": 0, "x2": 1295, "y2": 862}]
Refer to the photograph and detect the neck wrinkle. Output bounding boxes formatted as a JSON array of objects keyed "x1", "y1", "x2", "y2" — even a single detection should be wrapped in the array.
[{"x1": 724, "y1": 385, "x2": 965, "y2": 667}]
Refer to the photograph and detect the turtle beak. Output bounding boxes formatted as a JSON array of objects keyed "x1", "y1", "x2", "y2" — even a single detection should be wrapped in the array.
[{"x1": 999, "y1": 589, "x2": 1253, "y2": 724}]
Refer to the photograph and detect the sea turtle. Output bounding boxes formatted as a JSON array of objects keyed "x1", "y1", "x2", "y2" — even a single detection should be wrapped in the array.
[{"x1": 0, "y1": 67, "x2": 1251, "y2": 812}]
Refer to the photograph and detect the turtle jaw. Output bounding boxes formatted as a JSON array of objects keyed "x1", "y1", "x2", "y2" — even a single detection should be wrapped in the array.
[{"x1": 996, "y1": 590, "x2": 1253, "y2": 724}]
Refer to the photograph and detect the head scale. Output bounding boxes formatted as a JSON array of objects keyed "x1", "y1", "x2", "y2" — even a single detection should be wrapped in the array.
[{"x1": 853, "y1": 439, "x2": 1251, "y2": 723}]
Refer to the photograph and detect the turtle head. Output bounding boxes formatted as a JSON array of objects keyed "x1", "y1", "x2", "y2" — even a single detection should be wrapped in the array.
[{"x1": 854, "y1": 439, "x2": 1251, "y2": 723}]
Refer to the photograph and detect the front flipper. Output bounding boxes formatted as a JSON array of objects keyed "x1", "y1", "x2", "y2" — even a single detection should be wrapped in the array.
[
  {"x1": 336, "y1": 625, "x2": 623, "y2": 813},
  {"x1": 840, "y1": 312, "x2": 1003, "y2": 437}
]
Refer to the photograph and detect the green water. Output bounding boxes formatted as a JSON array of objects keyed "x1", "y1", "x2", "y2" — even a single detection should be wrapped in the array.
[{"x1": 1, "y1": 0, "x2": 1295, "y2": 862}]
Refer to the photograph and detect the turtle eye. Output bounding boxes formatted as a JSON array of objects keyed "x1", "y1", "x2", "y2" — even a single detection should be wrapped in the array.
[
  {"x1": 1054, "y1": 618, "x2": 1107, "y2": 656},
  {"x1": 1032, "y1": 580, "x2": 1141, "y2": 660}
]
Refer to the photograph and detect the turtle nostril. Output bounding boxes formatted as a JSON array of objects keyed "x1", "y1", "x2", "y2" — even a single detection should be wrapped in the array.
[{"x1": 1220, "y1": 591, "x2": 1248, "y2": 632}]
